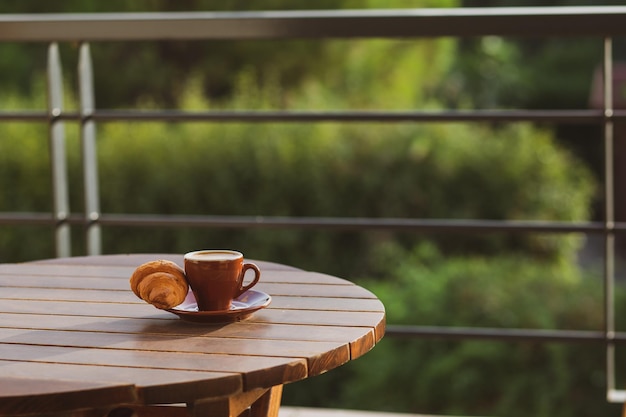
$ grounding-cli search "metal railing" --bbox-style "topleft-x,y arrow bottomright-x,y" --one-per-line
1,6 -> 625,403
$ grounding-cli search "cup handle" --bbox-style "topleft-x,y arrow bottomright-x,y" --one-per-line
236,263 -> 261,297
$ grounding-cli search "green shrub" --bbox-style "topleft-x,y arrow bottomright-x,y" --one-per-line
92,112 -> 594,275
0,80 -> 595,273
0,32 -> 595,270
283,243 -> 620,417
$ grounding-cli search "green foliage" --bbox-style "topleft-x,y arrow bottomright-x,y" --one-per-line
0,0 -> 455,108
458,0 -> 626,109
91,106 -> 593,275
443,35 -> 602,111
369,242 -> 600,329
283,244 -> 621,417
0,71 -> 595,271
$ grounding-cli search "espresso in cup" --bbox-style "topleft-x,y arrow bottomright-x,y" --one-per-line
183,250 -> 261,311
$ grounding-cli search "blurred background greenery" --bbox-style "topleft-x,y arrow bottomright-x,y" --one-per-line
1,0 -> 626,416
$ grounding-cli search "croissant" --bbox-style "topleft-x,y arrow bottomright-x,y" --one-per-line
130,260 -> 189,310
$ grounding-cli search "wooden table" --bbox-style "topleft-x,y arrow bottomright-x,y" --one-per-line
0,254 -> 385,417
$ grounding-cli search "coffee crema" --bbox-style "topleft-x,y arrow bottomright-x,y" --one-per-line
185,250 -> 242,262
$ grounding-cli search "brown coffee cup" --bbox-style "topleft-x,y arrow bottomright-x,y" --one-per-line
183,250 -> 261,311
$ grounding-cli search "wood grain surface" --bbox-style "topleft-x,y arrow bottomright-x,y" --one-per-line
0,254 -> 385,416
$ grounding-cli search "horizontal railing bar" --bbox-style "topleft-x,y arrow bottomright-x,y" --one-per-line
386,325 -> 626,344
0,111 -> 51,121
90,109 -> 615,123
3,213 -> 625,234
0,213 -> 626,234
86,213 -> 626,234
0,213 -> 58,225
1,7 -> 626,42
1,109 -> 624,123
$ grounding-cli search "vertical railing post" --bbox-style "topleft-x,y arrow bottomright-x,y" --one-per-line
46,42 -> 71,258
603,36 -> 617,400
78,42 -> 102,255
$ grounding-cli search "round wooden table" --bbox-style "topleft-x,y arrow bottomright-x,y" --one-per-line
0,254 -> 385,417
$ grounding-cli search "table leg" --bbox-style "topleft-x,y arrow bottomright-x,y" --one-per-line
249,385 -> 283,417
189,385 -> 283,417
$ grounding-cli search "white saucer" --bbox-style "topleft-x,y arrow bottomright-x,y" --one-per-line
167,289 -> 271,324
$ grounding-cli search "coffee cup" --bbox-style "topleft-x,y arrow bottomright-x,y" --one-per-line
183,250 -> 261,311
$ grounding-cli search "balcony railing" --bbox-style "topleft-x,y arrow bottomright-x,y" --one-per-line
1,5 -> 626,406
